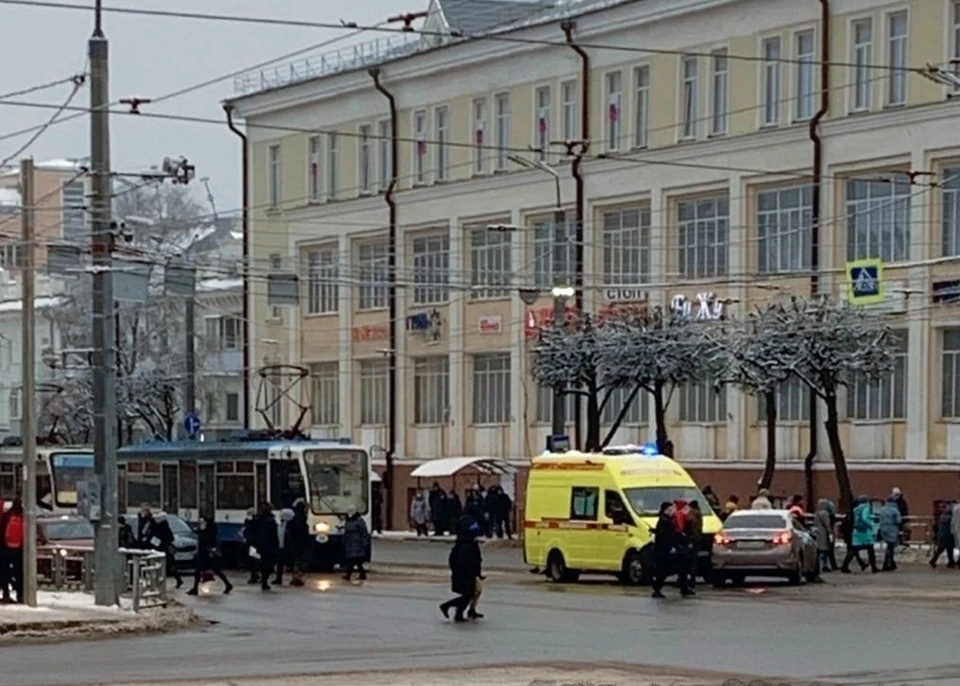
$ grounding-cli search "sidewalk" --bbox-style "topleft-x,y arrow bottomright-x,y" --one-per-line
0,591 -> 200,643
374,530 -> 521,547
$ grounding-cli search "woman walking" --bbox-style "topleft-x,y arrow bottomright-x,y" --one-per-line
342,510 -> 371,582
187,516 -> 233,596
439,518 -> 483,622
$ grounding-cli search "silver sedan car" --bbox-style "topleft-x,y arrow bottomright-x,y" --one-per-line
711,509 -> 819,586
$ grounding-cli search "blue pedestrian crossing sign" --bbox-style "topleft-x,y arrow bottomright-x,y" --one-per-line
845,259 -> 884,305
183,412 -> 202,437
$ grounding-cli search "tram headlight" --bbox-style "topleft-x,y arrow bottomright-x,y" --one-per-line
314,522 -> 330,534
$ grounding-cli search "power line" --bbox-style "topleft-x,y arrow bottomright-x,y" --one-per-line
0,74 -> 83,103
0,75 -> 85,168
0,0 -> 932,74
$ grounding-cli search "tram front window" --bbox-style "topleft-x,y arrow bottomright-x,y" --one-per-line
302,450 -> 368,516
268,459 -> 306,510
50,453 -> 95,508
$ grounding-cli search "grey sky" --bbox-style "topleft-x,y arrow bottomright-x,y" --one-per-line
0,0 -> 402,213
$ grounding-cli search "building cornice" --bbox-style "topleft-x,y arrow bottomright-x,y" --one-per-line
230,0 -> 740,119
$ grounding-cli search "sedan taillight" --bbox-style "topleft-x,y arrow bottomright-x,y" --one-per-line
714,532 -> 732,546
771,530 -> 793,546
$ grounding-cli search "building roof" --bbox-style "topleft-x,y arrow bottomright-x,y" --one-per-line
438,0 -> 557,35
229,0 -> 630,99
0,158 -> 87,178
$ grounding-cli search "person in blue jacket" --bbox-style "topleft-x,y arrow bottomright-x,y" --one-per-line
877,496 -> 902,571
841,495 -> 879,573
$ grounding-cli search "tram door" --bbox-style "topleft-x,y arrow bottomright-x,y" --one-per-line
268,459 -> 306,510
198,463 -> 215,518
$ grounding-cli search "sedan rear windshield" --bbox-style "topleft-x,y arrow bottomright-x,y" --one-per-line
724,514 -> 787,529
42,521 -> 94,540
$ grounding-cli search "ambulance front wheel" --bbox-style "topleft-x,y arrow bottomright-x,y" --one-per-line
546,550 -> 580,583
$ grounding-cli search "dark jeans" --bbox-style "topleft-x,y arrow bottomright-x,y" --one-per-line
2,548 -> 23,601
494,515 -> 512,540
414,523 -> 429,536
842,544 -> 878,571
192,555 -> 230,591
259,553 -> 276,588
164,550 -> 182,583
931,543 -> 956,566
883,541 -> 898,570
441,593 -> 471,617
342,559 -> 367,580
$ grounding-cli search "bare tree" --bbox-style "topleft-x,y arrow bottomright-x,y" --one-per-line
37,377 -> 94,444
763,296 -> 900,513
530,314 -> 640,451
715,306 -> 797,490
601,307 -> 724,457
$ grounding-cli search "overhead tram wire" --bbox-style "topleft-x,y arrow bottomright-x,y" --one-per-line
0,74 -> 84,102
0,76 -> 85,169
0,23 -> 384,144
0,0 -> 928,74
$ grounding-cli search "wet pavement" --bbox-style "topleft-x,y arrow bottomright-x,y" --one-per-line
372,537 -> 523,571
8,568 -> 960,686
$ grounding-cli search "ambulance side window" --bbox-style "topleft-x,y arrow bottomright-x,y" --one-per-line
605,491 -> 634,526
570,487 -> 599,521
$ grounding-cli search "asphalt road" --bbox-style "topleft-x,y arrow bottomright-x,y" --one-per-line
9,568 -> 960,686
372,537 -> 524,571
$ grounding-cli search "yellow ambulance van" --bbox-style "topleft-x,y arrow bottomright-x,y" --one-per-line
523,445 -> 723,584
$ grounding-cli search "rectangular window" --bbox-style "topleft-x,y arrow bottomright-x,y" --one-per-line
795,30 -> 816,120
943,329 -> 960,418
326,133 -> 338,199
495,93 -> 510,171
886,12 -> 907,106
472,97 -> 487,174
633,66 -> 650,148
359,359 -> 388,425
532,214 -> 575,288
311,362 -> 339,426
413,109 -> 427,183
535,383 -> 576,425
851,18 -> 873,112
378,119 -> 392,190
679,375 -> 727,423
846,174 -> 911,262
761,37 -> 781,126
472,353 -> 511,424
61,180 -> 87,241
570,486 -> 599,521
435,106 -> 450,181
225,393 -> 240,423
757,378 -> 810,422
8,388 -> 19,420
469,226 -> 511,299
535,85 -> 551,161
561,80 -> 578,143
178,462 -> 197,509
307,247 -> 338,314
358,124 -> 372,193
414,356 -> 450,425
757,185 -> 812,273
215,461 -> 256,510
307,136 -> 322,202
710,48 -> 729,135
412,234 -> 450,305
942,168 -> 960,256
268,144 -> 281,208
953,1 -> 960,88
600,386 -> 648,426
605,71 -> 622,152
680,56 -> 699,140
847,331 -> 907,420
678,196 -> 730,278
602,206 -> 651,285
358,241 -> 389,310
205,316 -> 241,351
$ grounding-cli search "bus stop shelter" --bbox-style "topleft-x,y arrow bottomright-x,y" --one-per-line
409,456 -> 516,491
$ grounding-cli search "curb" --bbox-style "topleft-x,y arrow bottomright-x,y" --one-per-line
0,617 -> 123,634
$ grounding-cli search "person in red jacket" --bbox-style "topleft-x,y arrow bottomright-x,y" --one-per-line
0,497 -> 24,603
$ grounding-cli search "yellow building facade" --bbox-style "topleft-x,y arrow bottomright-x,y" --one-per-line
229,0 -> 960,465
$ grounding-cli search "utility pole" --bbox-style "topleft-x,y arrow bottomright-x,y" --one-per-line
20,157 -> 37,608
184,297 -> 196,427
90,0 -> 120,606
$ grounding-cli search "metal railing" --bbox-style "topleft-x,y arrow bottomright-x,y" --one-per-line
37,546 -> 167,612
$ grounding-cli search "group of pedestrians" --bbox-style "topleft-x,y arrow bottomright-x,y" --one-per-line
415,483 -> 513,540
650,499 -> 704,598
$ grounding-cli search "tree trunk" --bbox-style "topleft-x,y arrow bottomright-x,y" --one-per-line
653,381 -> 672,457
601,383 -> 643,448
759,389 -> 777,490
584,379 -> 601,452
824,394 -> 854,514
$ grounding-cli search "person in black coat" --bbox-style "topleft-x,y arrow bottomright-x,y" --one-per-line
439,517 -> 483,622
444,489 -> 462,534
342,511 -> 371,581
149,512 -> 183,589
287,500 -> 311,587
253,503 -> 279,591
651,501 -> 690,598
187,515 -> 233,595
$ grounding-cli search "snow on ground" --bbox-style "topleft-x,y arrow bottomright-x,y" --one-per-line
30,591 -> 134,614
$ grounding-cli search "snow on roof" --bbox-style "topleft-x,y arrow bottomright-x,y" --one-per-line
0,296 -> 62,312
197,278 -> 242,293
